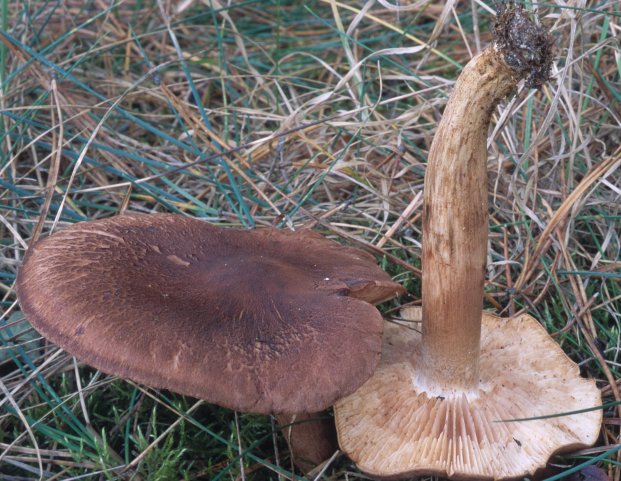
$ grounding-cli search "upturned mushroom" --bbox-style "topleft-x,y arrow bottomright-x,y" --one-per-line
17,213 -> 404,468
334,6 -> 602,479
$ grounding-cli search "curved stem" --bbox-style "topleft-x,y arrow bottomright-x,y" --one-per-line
420,48 -> 517,391
419,4 -> 554,391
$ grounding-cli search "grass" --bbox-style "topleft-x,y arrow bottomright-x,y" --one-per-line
0,0 -> 620,479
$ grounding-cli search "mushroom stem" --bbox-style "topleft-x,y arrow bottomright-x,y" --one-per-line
420,6 -> 553,391
420,48 -> 514,391
275,412 -> 338,474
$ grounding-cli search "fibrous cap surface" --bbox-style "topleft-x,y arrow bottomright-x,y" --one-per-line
17,214 -> 404,414
334,307 -> 602,480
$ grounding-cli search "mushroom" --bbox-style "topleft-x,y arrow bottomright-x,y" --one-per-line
275,412 -> 338,473
334,6 -> 602,479
16,213 -> 404,468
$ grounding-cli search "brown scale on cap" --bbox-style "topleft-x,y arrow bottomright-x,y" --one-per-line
17,213 -> 404,415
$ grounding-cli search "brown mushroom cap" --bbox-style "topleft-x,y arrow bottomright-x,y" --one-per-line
17,214 -> 404,414
334,307 -> 602,480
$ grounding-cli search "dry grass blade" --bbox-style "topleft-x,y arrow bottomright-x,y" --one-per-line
515,147 -> 621,294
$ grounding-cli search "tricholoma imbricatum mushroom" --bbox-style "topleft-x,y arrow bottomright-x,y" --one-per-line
334,5 -> 602,480
16,4 -> 603,479
17,214 -> 404,468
